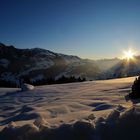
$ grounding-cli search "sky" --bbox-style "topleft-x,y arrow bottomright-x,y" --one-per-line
0,0 -> 140,59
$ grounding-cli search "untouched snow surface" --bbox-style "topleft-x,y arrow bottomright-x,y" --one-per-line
0,76 -> 139,140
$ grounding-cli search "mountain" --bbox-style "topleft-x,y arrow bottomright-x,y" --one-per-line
0,43 -> 101,86
107,56 -> 140,78
95,58 -> 120,71
97,55 -> 140,80
1,42 -> 140,87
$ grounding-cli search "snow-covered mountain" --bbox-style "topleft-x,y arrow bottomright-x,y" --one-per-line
0,43 -> 101,86
1,43 -> 140,86
103,56 -> 140,79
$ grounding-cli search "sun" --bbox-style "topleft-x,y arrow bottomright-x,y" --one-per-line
123,50 -> 134,61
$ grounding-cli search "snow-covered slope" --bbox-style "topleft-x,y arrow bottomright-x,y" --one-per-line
0,76 -> 138,140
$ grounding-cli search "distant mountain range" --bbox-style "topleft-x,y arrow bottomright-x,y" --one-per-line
105,57 -> 140,78
0,43 -> 139,86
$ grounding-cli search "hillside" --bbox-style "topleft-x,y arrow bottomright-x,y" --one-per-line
1,43 -> 140,87
0,43 -> 101,86
0,76 -> 138,140
104,57 -> 140,79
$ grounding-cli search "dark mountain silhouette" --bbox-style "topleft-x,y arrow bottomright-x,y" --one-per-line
1,42 -> 140,87
0,43 -> 101,86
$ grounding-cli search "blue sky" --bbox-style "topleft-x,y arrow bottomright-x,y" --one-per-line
0,0 -> 140,59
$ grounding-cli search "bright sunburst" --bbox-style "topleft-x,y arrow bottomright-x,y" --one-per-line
123,50 -> 134,61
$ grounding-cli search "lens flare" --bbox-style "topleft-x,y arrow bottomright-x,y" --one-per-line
123,50 -> 134,61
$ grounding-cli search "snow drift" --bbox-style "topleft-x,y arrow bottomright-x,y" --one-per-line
21,83 -> 34,91
0,105 -> 140,140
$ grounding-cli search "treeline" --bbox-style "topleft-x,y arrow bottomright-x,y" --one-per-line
25,75 -> 86,86
0,75 -> 86,87
0,79 -> 18,88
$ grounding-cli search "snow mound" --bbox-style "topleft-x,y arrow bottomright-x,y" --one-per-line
1,106 -> 140,140
21,83 -> 34,91
93,103 -> 115,111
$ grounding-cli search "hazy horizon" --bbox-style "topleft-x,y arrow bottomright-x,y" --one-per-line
1,0 -> 140,59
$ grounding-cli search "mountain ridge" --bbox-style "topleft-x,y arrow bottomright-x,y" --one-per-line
0,43 -> 140,87
0,43 -> 101,86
